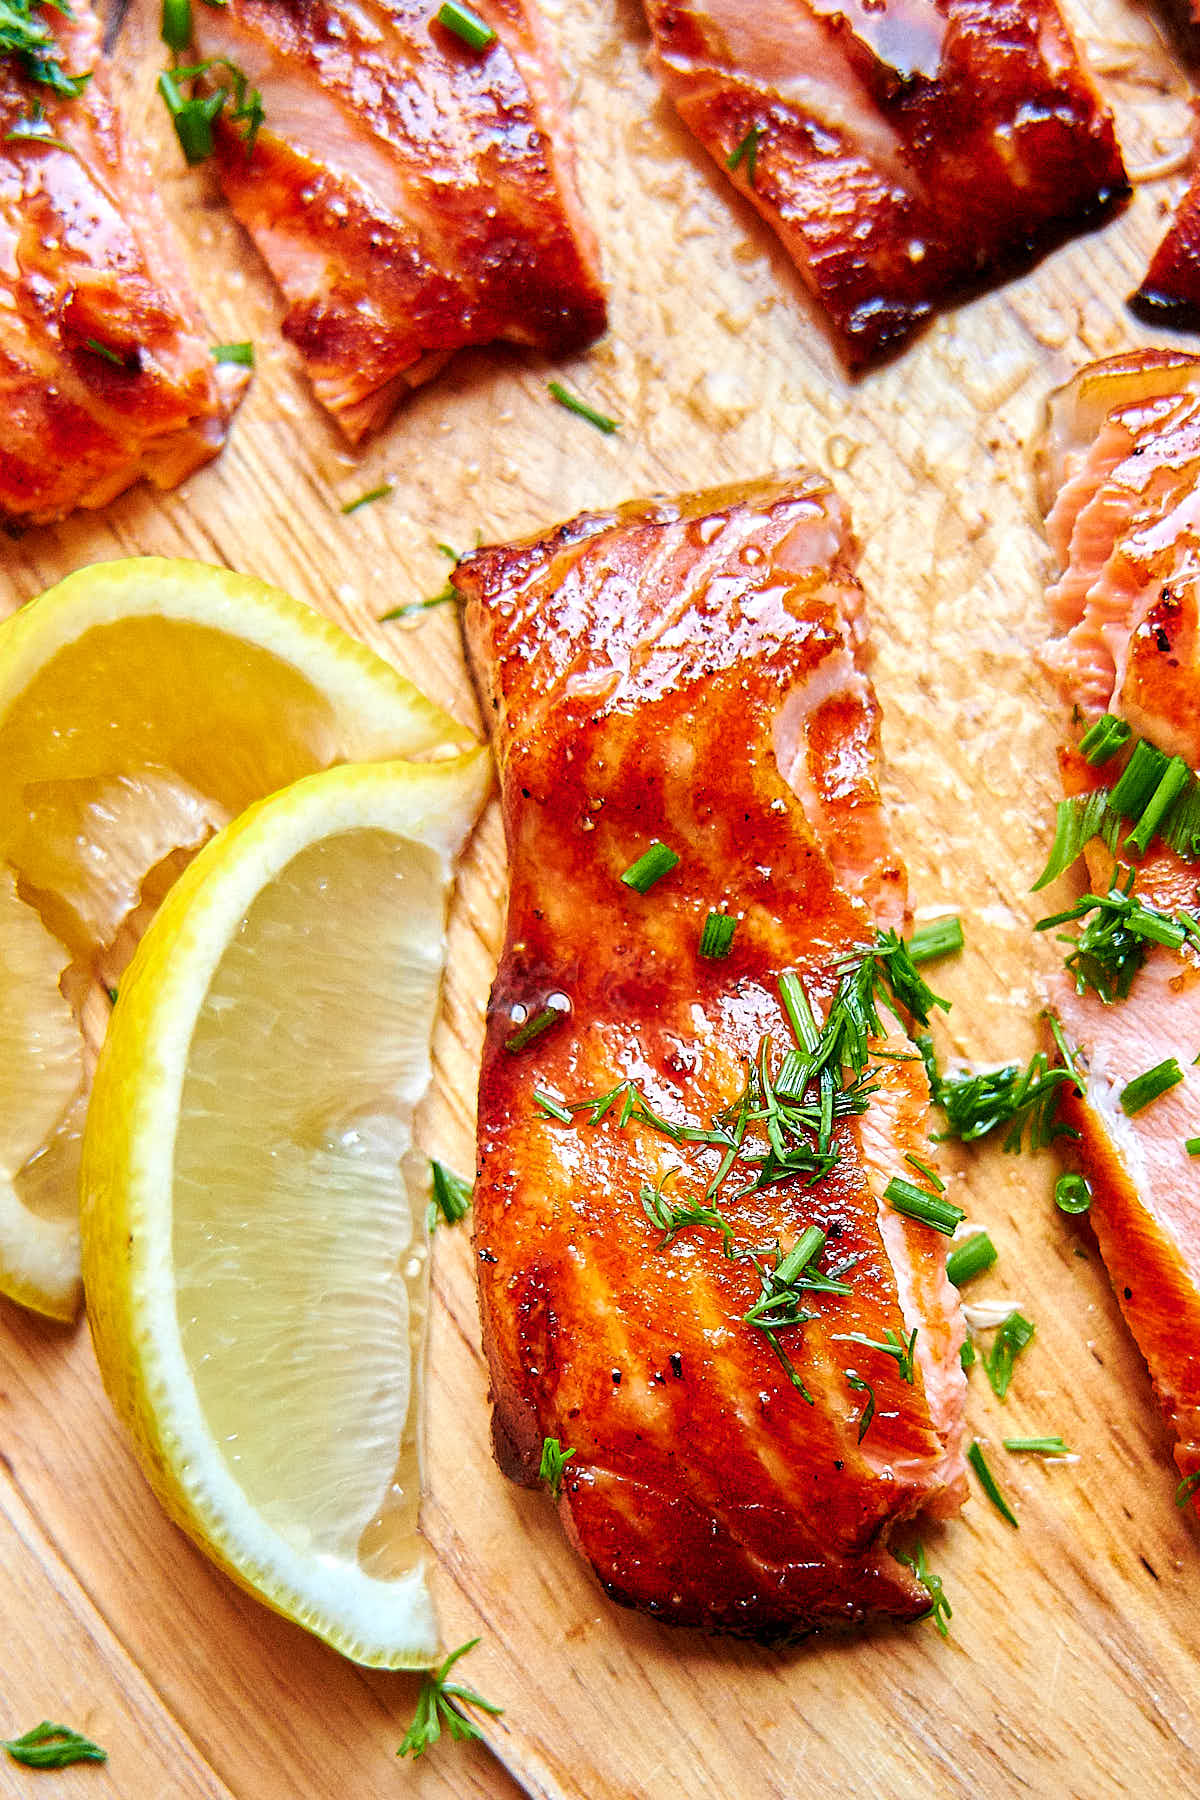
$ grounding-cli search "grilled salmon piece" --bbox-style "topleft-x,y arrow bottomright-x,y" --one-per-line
193,0 -> 606,443
641,0 -> 1128,366
1039,350 -> 1200,1507
457,472 -> 966,1638
1131,164 -> 1200,330
0,1 -> 246,527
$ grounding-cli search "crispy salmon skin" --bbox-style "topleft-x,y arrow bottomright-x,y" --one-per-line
194,0 -> 606,442
0,0 -> 246,526
1039,350 -> 1200,1507
642,0 -> 1127,365
457,473 -> 966,1638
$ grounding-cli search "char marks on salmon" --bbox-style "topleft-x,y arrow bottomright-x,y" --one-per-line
0,0 -> 246,526
1040,350 -> 1200,1507
457,471 -> 966,1638
641,0 -> 1128,366
193,0 -> 606,442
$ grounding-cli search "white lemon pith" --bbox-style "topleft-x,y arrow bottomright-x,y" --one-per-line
0,558 -> 469,1319
81,755 -> 489,1667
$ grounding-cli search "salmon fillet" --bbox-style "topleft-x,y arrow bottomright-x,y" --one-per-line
193,0 -> 606,443
457,471 -> 967,1638
0,1 -> 246,527
641,0 -> 1128,366
1131,160 -> 1200,329
1039,350 -> 1200,1507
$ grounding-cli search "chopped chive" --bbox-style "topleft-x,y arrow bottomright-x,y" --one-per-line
1109,738 -> 1169,818
341,482 -> 393,515
884,1176 -> 965,1236
1080,712 -> 1132,766
983,1310 -> 1035,1401
774,1226 -> 826,1288
774,1049 -> 808,1097
903,1151 -> 945,1191
1187,1137 -> 1200,1156
533,1090 -> 572,1123
83,337 -> 126,366
1175,1470 -> 1200,1507
960,1335 -> 976,1372
1125,755 -> 1192,857
907,917 -> 964,965
538,1434 -> 575,1500
699,910 -> 736,959
2,1723 -> 107,1770
1054,1172 -> 1092,1214
833,1326 -> 918,1384
161,0 -> 192,49
547,381 -> 619,434
845,1370 -> 875,1442
968,1440 -> 1018,1527
1032,789 -> 1113,891
726,123 -> 763,187
620,840 -> 679,894
435,0 -> 496,51
946,1230 -> 997,1287
777,970 -> 820,1052
211,340 -> 254,366
427,1160 -> 472,1230
1004,1436 -> 1072,1456
504,1006 -> 563,1053
1120,1057 -> 1184,1117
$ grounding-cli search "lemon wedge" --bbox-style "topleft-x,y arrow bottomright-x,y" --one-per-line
81,754 -> 490,1666
0,557 -> 469,1320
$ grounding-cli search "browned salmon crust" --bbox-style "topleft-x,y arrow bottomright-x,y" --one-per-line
642,0 -> 1128,366
457,472 -> 966,1639
0,1 -> 246,527
194,0 -> 606,442
1040,351 -> 1200,1509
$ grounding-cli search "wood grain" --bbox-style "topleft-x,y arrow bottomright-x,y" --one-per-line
3,0 -> 1200,1795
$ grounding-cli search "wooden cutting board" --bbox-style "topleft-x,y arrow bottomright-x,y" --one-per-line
4,1 -> 1200,1794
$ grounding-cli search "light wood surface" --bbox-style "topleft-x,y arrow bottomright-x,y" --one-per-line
4,0 -> 1200,1795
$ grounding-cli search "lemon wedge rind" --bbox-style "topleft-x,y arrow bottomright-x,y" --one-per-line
82,752 -> 490,1668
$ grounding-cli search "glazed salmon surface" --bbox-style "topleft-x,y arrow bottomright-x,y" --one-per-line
641,0 -> 1128,366
194,0 -> 606,442
1040,350 -> 1200,1504
457,472 -> 966,1637
0,1 -> 246,525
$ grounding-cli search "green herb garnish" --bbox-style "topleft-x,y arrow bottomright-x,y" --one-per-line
884,1175 -> 965,1236
1187,1138 -> 1200,1157
397,1640 -> 503,1759
894,1542 -> 951,1637
1054,1172 -> 1091,1215
620,840 -> 679,893
159,56 -> 263,163
4,99 -> 67,147
834,1325 -> 917,1384
547,381 -> 619,434
1034,730 -> 1200,888
726,123 -> 763,187
925,1037 -> 1078,1154
504,1005 -> 563,1053
945,1230 -> 996,1287
907,916 -> 964,964
982,1310 -> 1035,1401
1036,867 -> 1200,1003
699,909 -> 736,959
211,340 -> 254,366
968,1440 -> 1018,1527
2,1723 -> 107,1770
83,337 -> 128,366
161,0 -> 192,51
0,0 -> 90,98
1004,1435 -> 1072,1456
1175,1470 -> 1200,1508
845,1370 -> 875,1442
639,1168 -> 734,1250
538,1435 -> 575,1500
341,482 -> 393,515
435,0 -> 495,51
1120,1057 -> 1185,1116
428,1160 -> 472,1230
1079,712 -> 1132,765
